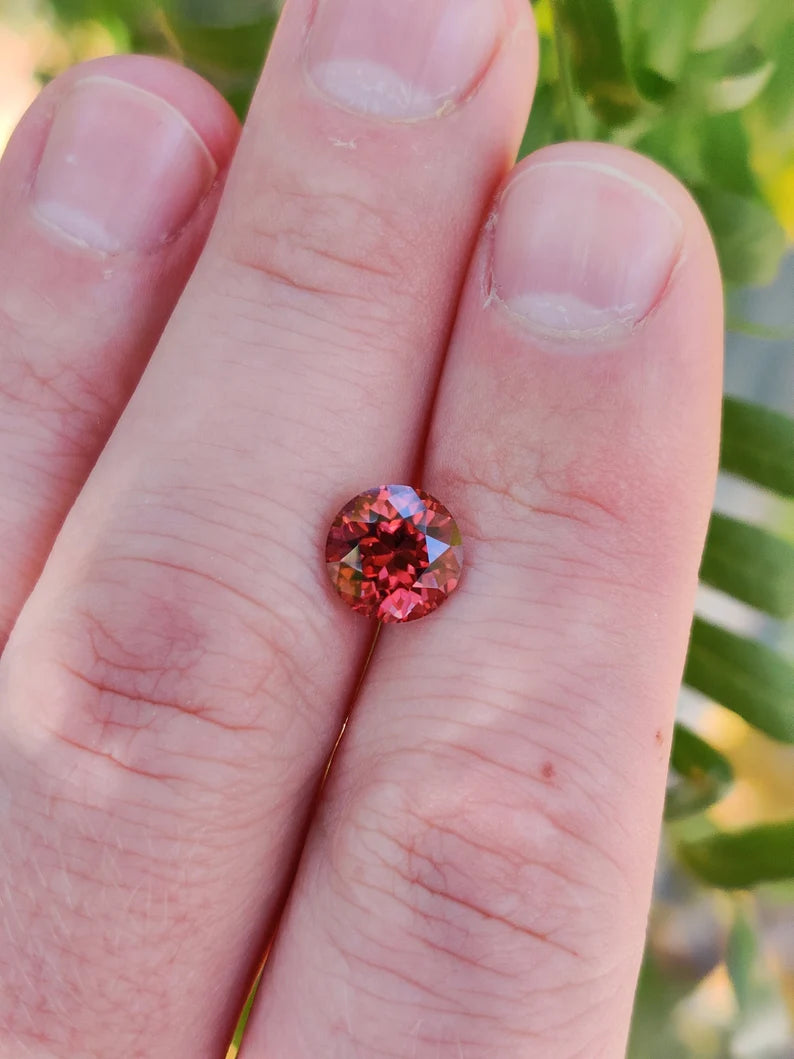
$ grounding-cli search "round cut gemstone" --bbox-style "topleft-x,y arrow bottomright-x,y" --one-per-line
325,485 -> 464,624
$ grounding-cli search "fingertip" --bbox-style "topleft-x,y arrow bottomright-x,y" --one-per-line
2,56 -> 241,225
0,56 -> 241,257
509,141 -> 721,289
42,54 -> 241,171
490,140 -> 723,346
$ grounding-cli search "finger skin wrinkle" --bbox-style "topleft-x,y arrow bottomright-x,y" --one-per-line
198,270 -> 411,363
401,738 -> 628,869
336,759 -> 631,929
430,362 -> 706,585
221,164 -> 418,311
129,466 -> 323,544
1,835 -> 189,1057
309,949 -> 536,1058
440,454 -> 633,556
300,760 -> 634,1053
365,618 -> 656,783
3,443 -> 351,810
47,709 -> 187,786
111,550 -> 281,622
366,826 -> 582,960
0,269 -> 84,351
0,350 -> 116,473
229,221 -> 394,299
6,560 -> 323,785
203,255 -> 432,403
162,275 -> 430,466
431,458 -> 676,613
0,267 -> 142,439
0,752 -> 258,1057
349,686 -> 630,842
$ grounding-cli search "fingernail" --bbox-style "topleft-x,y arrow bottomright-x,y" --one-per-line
306,0 -> 506,120
492,160 -> 684,338
32,76 -> 217,253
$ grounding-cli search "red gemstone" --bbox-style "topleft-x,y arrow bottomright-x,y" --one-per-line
325,485 -> 464,624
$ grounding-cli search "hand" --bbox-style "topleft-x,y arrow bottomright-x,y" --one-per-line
0,1 -> 723,1056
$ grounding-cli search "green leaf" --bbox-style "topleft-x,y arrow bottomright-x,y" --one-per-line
726,903 -> 758,1008
695,186 -> 787,286
755,22 -> 794,127
665,723 -> 734,820
162,0 -> 282,115
627,953 -> 693,1059
637,111 -> 763,203
166,0 -> 276,26
704,55 -> 776,114
635,116 -> 708,186
698,113 -> 760,196
631,67 -> 676,104
684,618 -> 794,742
550,0 -> 641,125
721,397 -> 794,498
701,514 -> 794,619
679,821 -> 794,887
44,0 -> 168,51
628,0 -> 707,87
693,0 -> 764,53
48,0 -> 153,20
725,899 -> 793,1051
519,83 -> 564,159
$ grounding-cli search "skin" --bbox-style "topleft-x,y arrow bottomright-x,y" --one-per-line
0,1 -> 723,1056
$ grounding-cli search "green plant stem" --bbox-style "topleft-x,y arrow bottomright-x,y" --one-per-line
550,1 -> 582,139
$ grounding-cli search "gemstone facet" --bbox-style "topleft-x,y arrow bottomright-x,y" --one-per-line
325,485 -> 464,624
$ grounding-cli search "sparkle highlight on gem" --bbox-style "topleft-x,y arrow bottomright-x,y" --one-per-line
325,485 -> 464,624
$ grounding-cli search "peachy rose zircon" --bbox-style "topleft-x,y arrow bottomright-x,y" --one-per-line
325,485 -> 464,624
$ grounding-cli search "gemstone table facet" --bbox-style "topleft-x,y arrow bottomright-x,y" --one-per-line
325,485 -> 464,624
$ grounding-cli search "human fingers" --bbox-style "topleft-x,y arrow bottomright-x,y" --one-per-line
240,143 -> 723,1058
0,54 -> 238,644
0,2 -> 536,1055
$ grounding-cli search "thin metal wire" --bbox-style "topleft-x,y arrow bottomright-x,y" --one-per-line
322,620 -> 382,786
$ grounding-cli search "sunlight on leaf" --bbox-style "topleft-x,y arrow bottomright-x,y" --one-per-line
693,0 -> 764,54
705,59 -> 775,115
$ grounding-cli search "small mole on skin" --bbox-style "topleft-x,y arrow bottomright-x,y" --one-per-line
541,761 -> 555,781
655,729 -> 664,747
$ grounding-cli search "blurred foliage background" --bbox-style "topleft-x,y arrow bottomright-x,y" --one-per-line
0,0 -> 793,1056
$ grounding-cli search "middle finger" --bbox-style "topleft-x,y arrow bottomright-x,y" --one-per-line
0,0 -> 536,1054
